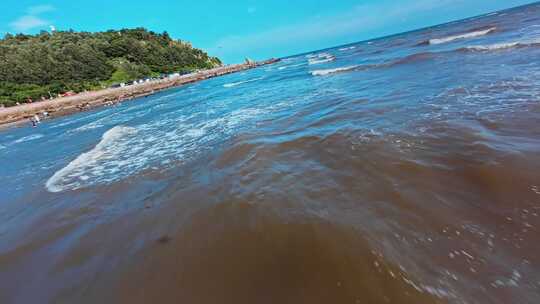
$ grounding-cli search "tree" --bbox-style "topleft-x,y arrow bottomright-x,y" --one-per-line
0,28 -> 222,106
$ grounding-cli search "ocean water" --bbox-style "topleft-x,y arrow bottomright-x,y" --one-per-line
1,4 -> 540,304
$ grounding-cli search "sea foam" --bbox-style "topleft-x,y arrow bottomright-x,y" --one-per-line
429,27 -> 496,45
278,63 -> 306,70
308,57 -> 336,65
223,77 -> 263,88
465,38 -> 540,51
13,134 -> 44,144
45,103 -> 279,192
311,66 -> 359,76
308,53 -> 336,65
46,126 -> 138,192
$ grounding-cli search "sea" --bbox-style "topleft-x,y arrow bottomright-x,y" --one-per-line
1,3 -> 540,304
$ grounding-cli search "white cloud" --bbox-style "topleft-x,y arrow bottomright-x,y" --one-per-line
9,4 -> 55,33
10,15 -> 49,32
28,4 -> 55,15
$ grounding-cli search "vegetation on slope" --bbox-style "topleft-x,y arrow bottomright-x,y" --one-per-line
0,28 -> 221,106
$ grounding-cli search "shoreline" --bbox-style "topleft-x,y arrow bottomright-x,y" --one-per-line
0,59 -> 279,130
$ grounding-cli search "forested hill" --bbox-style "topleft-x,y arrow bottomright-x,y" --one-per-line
0,28 -> 222,106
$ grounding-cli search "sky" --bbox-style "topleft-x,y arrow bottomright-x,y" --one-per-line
1,0 -> 537,63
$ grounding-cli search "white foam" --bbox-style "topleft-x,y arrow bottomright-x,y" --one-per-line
45,101 -> 282,192
429,27 -> 496,45
311,65 -> 359,76
308,57 -> 336,65
73,121 -> 104,132
46,126 -> 138,192
466,38 -> 540,51
52,110 -> 108,129
13,134 -> 44,144
71,107 -> 152,133
491,270 -> 522,288
308,53 -> 336,65
278,63 -> 306,70
420,285 -> 456,299
185,128 -> 205,138
339,46 -> 357,51
467,42 -> 519,51
71,112 -> 124,132
223,77 -> 263,88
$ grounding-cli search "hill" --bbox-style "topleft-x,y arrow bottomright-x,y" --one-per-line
0,28 -> 222,107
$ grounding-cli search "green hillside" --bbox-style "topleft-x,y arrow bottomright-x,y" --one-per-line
0,28 -> 222,107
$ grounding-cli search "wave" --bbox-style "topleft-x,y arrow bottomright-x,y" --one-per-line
311,65 -> 360,76
12,134 -> 44,144
339,46 -> 357,51
223,77 -> 264,88
305,52 -> 332,59
308,57 -> 335,65
307,38 -> 540,78
72,121 -> 105,132
311,52 -> 436,77
425,27 -> 496,45
308,53 -> 336,65
46,126 -> 138,192
391,52 -> 437,65
45,103 -> 281,192
51,110 -> 109,129
464,38 -> 540,51
278,63 -> 307,70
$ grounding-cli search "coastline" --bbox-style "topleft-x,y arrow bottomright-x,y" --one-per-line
0,59 -> 279,130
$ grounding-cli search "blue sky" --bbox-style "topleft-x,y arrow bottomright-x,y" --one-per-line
1,0 -> 537,63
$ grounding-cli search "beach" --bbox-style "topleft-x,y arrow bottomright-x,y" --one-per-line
0,59 -> 279,129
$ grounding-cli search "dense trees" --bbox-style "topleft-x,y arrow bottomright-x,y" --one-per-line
0,28 -> 222,106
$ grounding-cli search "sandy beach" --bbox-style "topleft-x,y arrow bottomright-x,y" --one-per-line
0,59 -> 279,130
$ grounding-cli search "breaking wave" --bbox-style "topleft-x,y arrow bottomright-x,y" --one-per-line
308,53 -> 336,65
46,126 -> 138,192
223,77 -> 264,88
311,52 -> 436,76
425,27 -> 496,45
44,102 -> 288,193
311,66 -> 360,76
278,63 -> 306,70
464,38 -> 540,51
339,46 -> 357,51
12,133 -> 44,144
308,57 -> 336,65
309,41 -> 536,77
